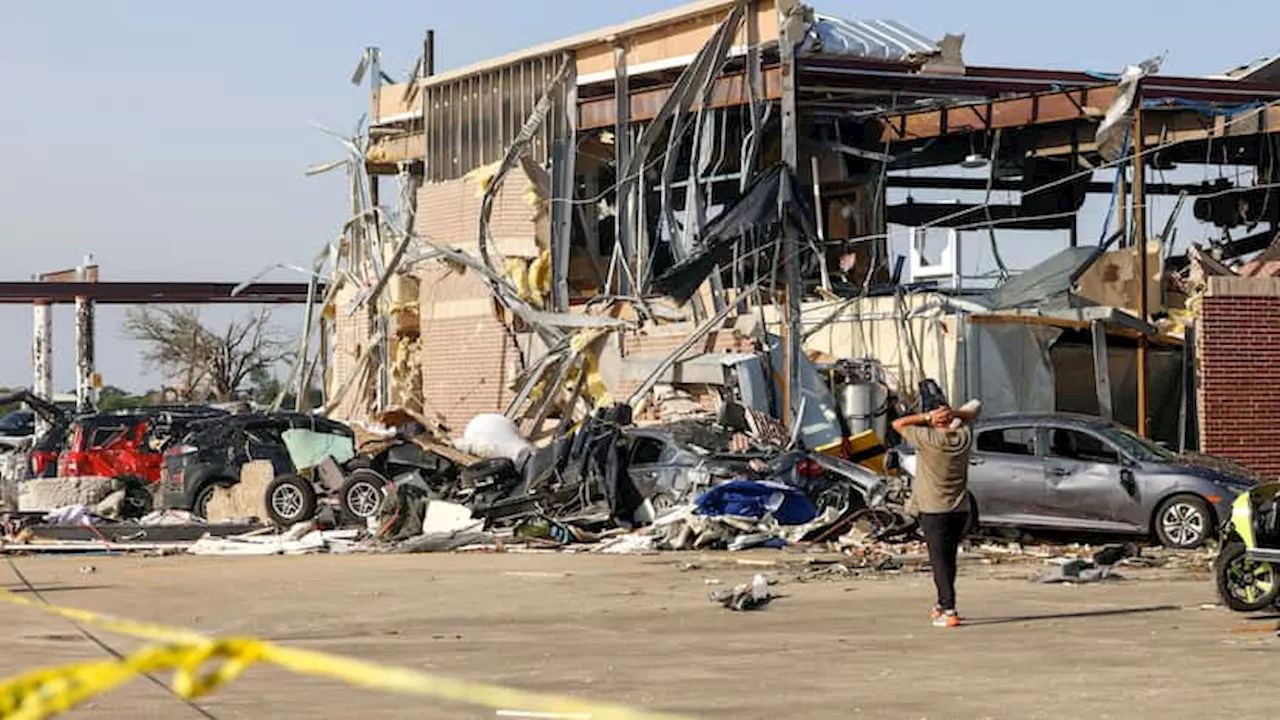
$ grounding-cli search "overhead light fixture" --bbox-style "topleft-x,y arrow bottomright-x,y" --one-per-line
960,153 -> 990,169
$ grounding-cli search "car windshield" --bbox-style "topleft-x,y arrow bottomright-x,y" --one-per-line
0,412 -> 31,433
1093,423 -> 1177,462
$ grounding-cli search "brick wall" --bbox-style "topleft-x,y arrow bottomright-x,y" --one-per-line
418,261 -> 522,434
414,171 -> 543,433
415,164 -> 544,255
615,325 -> 754,399
327,283 -> 375,422
1199,291 -> 1280,478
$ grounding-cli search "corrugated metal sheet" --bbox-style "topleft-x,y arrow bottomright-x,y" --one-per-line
804,17 -> 938,61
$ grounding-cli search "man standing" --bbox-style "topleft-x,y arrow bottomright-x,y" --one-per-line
892,401 -> 978,628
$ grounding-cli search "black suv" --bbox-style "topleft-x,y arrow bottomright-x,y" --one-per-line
158,412 -> 355,523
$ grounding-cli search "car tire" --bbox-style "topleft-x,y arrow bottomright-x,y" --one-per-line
1215,540 -> 1279,612
963,491 -> 981,538
192,483 -> 217,520
1154,494 -> 1213,549
339,469 -> 387,523
265,474 -> 318,527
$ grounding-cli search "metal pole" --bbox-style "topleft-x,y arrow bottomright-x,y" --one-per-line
810,155 -> 832,291
778,0 -> 803,431
613,45 -> 633,296
1133,89 -> 1150,438
425,30 -> 435,77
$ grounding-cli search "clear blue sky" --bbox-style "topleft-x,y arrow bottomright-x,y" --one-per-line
0,0 -> 1275,393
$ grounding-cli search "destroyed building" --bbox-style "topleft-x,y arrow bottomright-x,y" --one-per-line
296,0 -> 1280,475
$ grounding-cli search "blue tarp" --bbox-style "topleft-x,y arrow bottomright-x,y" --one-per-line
694,480 -> 818,526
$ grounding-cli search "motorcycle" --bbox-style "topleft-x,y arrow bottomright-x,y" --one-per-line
1214,481 -> 1280,611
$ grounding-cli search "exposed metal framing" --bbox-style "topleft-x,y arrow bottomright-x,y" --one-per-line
1090,320 -> 1113,422
423,54 -> 567,182
1133,87 -> 1150,438
614,44 -> 634,295
550,60 -> 578,311
778,0 -> 803,430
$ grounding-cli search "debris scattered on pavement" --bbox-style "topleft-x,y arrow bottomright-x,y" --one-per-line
710,574 -> 774,611
1037,558 -> 1125,584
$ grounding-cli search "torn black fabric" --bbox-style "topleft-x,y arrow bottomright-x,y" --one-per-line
654,164 -> 819,304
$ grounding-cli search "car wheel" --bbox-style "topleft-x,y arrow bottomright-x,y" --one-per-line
1215,540 -> 1279,612
1155,494 -> 1213,549
265,474 -> 318,527
193,484 -> 218,520
963,491 -> 981,538
339,470 -> 387,522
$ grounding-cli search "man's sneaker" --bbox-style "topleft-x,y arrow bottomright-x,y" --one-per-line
932,610 -> 961,628
930,605 -> 943,620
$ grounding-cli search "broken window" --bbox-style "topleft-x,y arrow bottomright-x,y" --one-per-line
629,437 -> 666,465
1048,429 -> 1119,465
976,427 -> 1036,456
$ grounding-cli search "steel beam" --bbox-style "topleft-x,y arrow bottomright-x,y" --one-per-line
779,0 -> 803,432
1134,92 -> 1150,439
579,64 -> 782,131
872,86 -> 1280,145
884,176 -> 1204,195
0,282 -> 321,305
1091,320 -> 1113,422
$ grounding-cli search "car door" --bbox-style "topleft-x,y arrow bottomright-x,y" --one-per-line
969,425 -> 1048,525
1042,426 -> 1142,531
627,434 -> 682,498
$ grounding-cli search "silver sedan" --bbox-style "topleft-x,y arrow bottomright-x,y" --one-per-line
897,413 -> 1256,549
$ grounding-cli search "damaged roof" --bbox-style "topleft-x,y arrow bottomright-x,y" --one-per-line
977,247 -> 1103,311
803,17 -> 938,61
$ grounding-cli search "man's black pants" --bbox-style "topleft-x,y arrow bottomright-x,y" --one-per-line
919,511 -> 969,611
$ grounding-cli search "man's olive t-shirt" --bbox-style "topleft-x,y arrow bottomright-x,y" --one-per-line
902,425 -> 973,514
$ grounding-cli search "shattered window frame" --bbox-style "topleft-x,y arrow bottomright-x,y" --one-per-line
1047,428 -> 1121,465
976,427 -> 1038,457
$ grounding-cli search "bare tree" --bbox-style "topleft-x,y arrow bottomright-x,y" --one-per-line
123,307 -> 293,402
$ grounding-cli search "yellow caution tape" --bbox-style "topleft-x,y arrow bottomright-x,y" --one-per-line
0,588 -> 692,720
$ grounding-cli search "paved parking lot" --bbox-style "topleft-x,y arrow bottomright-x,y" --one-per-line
0,551 -> 1275,719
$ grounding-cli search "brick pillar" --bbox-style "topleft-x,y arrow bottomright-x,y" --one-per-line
1199,279 -> 1280,478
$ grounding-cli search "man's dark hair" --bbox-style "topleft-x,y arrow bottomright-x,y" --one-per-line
918,379 -> 950,412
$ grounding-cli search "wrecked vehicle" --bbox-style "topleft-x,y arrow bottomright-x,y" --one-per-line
57,406 -> 228,484
444,401 -> 891,554
897,413 -> 1255,549
1214,482 -> 1280,611
0,409 -> 35,451
627,419 -> 882,515
159,413 -> 357,524
0,390 -> 75,479
344,436 -> 477,519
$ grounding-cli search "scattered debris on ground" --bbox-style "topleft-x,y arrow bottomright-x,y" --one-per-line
710,574 -> 775,611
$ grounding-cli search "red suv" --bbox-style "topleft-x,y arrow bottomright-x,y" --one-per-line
54,409 -> 226,483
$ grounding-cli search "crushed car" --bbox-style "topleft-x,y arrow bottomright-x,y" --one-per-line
56,406 -> 228,483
